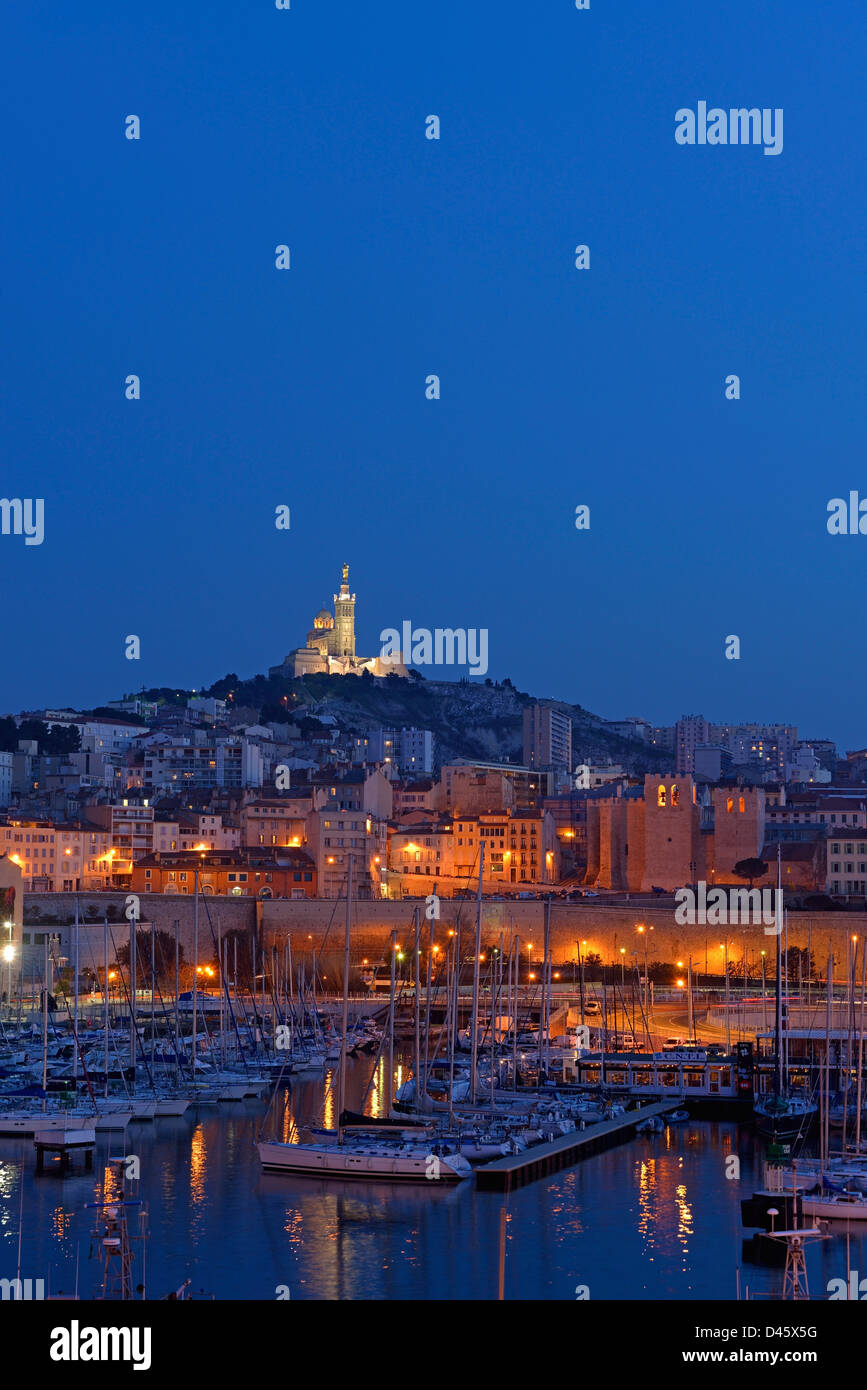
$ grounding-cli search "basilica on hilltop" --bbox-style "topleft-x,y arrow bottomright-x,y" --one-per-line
269,564 -> 408,679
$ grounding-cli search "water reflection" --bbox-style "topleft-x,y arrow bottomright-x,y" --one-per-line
3,1074 -> 867,1299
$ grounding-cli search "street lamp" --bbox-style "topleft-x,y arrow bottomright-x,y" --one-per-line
637,924 -> 651,1017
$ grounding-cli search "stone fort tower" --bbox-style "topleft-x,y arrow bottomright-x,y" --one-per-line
711,786 -> 766,883
640,774 -> 707,891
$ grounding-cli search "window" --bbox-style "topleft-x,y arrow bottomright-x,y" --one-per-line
658,786 -> 667,808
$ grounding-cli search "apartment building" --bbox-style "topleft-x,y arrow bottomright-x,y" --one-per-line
241,794 -> 320,848
522,704 -> 572,774
389,825 -> 454,883
827,833 -> 867,898
0,820 -> 112,890
306,809 -> 388,899
453,809 -> 558,886
0,752 -> 11,808
353,728 -> 437,777
84,802 -> 155,879
131,847 -> 316,899
143,734 -> 265,793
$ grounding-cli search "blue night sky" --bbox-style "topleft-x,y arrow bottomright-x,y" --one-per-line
2,2 -> 865,746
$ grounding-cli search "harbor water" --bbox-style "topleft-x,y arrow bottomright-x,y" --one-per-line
1,1057 -> 863,1301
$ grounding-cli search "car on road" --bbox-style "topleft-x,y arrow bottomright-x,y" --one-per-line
582,1000 -> 601,1016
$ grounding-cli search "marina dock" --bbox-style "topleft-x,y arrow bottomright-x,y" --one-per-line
34,1127 -> 96,1174
475,1101 -> 672,1192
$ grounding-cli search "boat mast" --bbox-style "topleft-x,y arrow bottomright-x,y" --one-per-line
192,869 -> 199,1084
423,912 -> 434,1103
783,905 -> 790,1087
541,896 -> 551,1077
73,896 -> 80,1083
104,914 -> 110,1098
337,855 -> 353,1143
387,928 -> 396,1115
857,940 -> 866,1151
823,950 -> 833,1166
150,919 -> 156,1081
512,930 -> 519,1092
470,843 -> 484,1105
174,918 -> 180,1089
447,932 -> 456,1124
42,935 -> 49,1113
413,907 -> 421,1108
129,903 -> 137,1090
774,848 -> 783,1100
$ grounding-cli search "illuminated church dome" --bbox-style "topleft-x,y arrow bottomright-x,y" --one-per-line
269,563 -> 409,681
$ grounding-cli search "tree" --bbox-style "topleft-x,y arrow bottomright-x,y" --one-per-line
115,930 -> 186,985
260,702 -> 288,723
0,716 -> 17,752
17,719 -> 81,755
17,717 -> 48,746
44,723 -> 81,755
783,946 -> 815,983
733,857 -> 768,889
205,929 -> 256,991
87,706 -> 147,726
299,716 -> 326,737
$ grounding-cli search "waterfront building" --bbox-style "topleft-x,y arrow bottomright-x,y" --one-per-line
131,846 -> 316,898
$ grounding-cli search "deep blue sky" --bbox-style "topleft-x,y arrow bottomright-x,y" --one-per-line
2,2 -> 864,747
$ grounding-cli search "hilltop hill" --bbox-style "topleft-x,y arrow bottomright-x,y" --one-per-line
167,669 -> 672,773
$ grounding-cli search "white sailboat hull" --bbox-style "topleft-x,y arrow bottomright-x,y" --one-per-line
257,1140 -> 472,1182
801,1192 -> 867,1220
153,1097 -> 190,1116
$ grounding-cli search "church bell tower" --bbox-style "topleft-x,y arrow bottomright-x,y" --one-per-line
331,562 -> 356,660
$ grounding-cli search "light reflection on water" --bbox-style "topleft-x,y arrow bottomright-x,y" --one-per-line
0,1061 -> 865,1300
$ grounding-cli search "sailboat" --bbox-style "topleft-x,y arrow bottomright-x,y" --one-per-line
257,858 -> 471,1184
753,851 -> 817,1140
